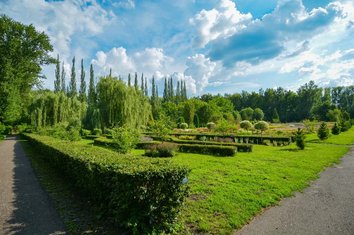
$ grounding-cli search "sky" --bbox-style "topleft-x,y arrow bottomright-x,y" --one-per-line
1,0 -> 354,95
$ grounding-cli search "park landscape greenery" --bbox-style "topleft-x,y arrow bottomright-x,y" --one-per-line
1,15 -> 354,234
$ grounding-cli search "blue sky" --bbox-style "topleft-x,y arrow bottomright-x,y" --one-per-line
1,0 -> 353,95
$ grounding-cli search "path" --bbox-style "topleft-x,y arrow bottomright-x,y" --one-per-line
0,136 -> 66,235
235,147 -> 354,235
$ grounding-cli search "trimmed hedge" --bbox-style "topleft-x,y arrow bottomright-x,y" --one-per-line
94,137 -> 161,150
170,139 -> 253,152
178,144 -> 236,157
83,134 -> 101,140
23,134 -> 189,234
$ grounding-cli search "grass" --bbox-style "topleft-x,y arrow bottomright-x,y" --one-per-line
22,127 -> 354,235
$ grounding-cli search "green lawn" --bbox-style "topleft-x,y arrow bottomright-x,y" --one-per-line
132,127 -> 354,234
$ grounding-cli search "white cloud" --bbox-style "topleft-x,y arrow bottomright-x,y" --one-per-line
112,0 -> 135,9
189,0 -> 252,47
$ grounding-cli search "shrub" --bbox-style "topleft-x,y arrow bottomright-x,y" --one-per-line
92,128 -> 102,136
178,144 -> 236,157
67,128 -> 81,141
317,122 -> 329,140
254,121 -> 269,134
145,142 -> 177,158
240,120 -> 253,131
253,108 -> 264,121
24,133 -> 189,234
112,126 -> 140,153
331,122 -> 341,135
295,128 -> 305,150
207,122 -> 216,130
179,123 -> 188,129
80,129 -> 91,137
4,125 -> 12,135
103,128 -> 113,135
0,122 -> 6,134
240,107 -> 254,120
341,120 -> 352,132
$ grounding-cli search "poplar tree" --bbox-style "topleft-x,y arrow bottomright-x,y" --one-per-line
163,77 -> 168,101
69,57 -> 77,97
79,59 -> 87,102
54,54 -> 61,92
128,73 -> 131,86
169,77 -> 174,101
141,73 -> 144,92
88,64 -> 96,106
144,78 -> 148,96
134,72 -> 138,90
61,62 -> 66,93
109,68 -> 112,77
176,81 -> 180,102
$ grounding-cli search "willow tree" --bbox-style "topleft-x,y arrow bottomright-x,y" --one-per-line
96,76 -> 151,129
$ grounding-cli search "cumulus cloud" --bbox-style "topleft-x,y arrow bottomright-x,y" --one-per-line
0,0 -> 115,60
189,0 -> 252,47
112,0 -> 135,9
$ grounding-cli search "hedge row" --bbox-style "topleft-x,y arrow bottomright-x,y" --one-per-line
93,137 -> 161,150
23,134 -> 189,234
170,139 -> 253,152
178,144 -> 236,157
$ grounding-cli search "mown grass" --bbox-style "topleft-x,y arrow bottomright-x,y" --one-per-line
133,127 -> 354,234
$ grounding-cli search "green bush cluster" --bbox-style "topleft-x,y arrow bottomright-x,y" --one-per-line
23,133 -> 189,234
317,122 -> 329,140
295,128 -> 305,150
179,122 -> 188,129
111,126 -> 140,153
178,144 -> 236,157
145,142 -> 178,158
331,122 -> 341,135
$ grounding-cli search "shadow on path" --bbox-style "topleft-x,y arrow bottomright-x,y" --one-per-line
0,136 -> 66,235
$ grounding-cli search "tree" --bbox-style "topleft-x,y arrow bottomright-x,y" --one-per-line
88,64 -> 96,106
240,107 -> 254,120
272,108 -> 280,123
112,126 -> 140,153
317,122 -> 329,140
79,59 -> 87,102
331,122 -> 341,135
0,15 -> 54,124
134,72 -> 138,91
61,62 -> 66,93
240,120 -> 253,131
254,121 -> 269,134
128,73 -> 131,87
295,128 -> 305,150
54,54 -> 61,92
69,57 -> 77,97
141,73 -> 144,92
253,108 -> 264,121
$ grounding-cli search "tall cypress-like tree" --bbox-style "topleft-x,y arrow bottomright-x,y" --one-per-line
141,73 -> 144,92
61,62 -> 66,93
152,76 -> 156,100
128,73 -> 131,86
169,77 -> 174,101
69,57 -> 77,97
134,72 -> 138,90
88,64 -> 96,106
144,78 -> 148,96
109,68 -> 112,77
79,59 -> 87,102
54,54 -> 61,92
163,77 -> 168,101
176,80 -> 180,102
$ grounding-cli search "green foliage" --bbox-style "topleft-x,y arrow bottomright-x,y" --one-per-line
326,109 -> 342,122
178,144 -> 236,157
149,119 -> 171,140
317,122 -> 329,140
240,107 -> 254,121
24,133 -> 189,234
253,108 -> 264,121
207,122 -> 216,130
295,128 -> 305,150
215,120 -> 235,134
303,119 -> 317,133
240,120 -> 253,131
80,129 -> 91,137
0,16 -> 54,124
254,121 -> 269,133
179,123 -> 188,129
111,126 -> 140,153
92,128 -> 102,136
341,120 -> 352,132
331,122 -> 341,135
0,122 -> 5,134
145,142 -> 177,158
272,108 -> 280,123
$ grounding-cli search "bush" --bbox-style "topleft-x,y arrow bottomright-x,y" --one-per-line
178,144 -> 236,157
331,122 -> 341,135
92,128 -> 102,136
295,128 -> 305,150
341,121 -> 352,132
240,120 -> 253,131
145,142 -> 177,158
67,128 -> 81,141
0,122 -> 6,134
16,123 -> 33,133
179,123 -> 188,129
80,129 -> 91,137
317,122 -> 329,140
4,125 -> 12,135
206,122 -> 216,130
253,108 -> 264,121
240,107 -> 254,121
254,121 -> 269,133
23,133 -> 189,234
112,126 -> 140,153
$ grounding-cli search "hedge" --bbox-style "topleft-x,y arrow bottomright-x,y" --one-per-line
83,134 -> 101,140
178,144 -> 236,157
170,139 -> 253,152
23,134 -> 189,234
94,137 -> 161,150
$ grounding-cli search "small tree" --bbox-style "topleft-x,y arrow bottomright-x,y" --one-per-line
240,107 -> 254,120
179,123 -> 188,129
207,122 -> 216,130
295,128 -> 305,150
112,126 -> 140,153
331,122 -> 341,135
240,120 -> 253,131
254,121 -> 269,134
317,122 -> 329,140
253,108 -> 264,121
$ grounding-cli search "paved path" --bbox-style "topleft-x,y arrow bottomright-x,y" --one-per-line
0,136 -> 66,235
235,147 -> 354,235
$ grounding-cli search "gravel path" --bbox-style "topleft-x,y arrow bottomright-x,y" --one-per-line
0,136 -> 66,235
235,147 -> 354,235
